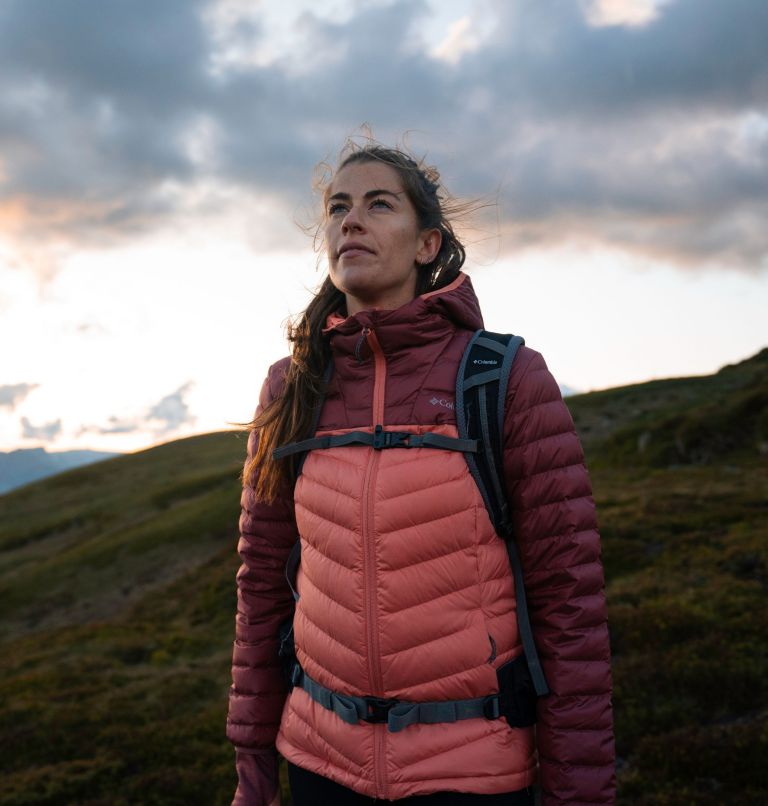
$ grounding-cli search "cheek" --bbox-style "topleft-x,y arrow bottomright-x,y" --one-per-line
394,226 -> 420,263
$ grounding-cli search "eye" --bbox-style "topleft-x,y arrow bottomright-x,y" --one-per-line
370,198 -> 392,210
327,202 -> 348,216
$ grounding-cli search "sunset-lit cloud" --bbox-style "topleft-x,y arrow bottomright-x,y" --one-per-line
1,0 -> 766,275
1,0 -> 766,453
147,383 -> 197,434
75,382 -> 196,439
21,416 -> 61,441
0,383 -> 39,409
581,0 -> 671,28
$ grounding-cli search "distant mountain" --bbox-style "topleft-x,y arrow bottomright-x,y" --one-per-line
559,383 -> 581,398
0,446 -> 121,494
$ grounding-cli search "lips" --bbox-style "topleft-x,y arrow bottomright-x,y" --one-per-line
338,242 -> 374,258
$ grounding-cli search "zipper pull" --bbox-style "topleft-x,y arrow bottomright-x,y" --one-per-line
355,326 -> 371,363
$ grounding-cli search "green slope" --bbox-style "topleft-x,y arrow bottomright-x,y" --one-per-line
0,431 -> 249,804
567,347 -> 768,468
0,350 -> 766,804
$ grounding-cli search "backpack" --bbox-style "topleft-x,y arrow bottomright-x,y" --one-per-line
273,329 -> 549,733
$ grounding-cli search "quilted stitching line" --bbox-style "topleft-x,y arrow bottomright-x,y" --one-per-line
298,564 -> 361,620
506,422 -> 579,452
294,502 -> 360,544
298,646 -> 367,693
300,539 -> 358,576
385,579 -> 480,617
285,699 -> 367,773
295,605 -> 366,660
379,622 -> 478,659
298,470 -> 364,503
377,475 -> 471,508
512,491 -> 594,515
382,544 -> 469,574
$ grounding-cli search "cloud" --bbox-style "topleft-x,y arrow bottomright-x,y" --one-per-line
581,0 -> 670,28
76,381 -> 197,438
0,0 -> 212,254
21,415 -> 61,441
146,382 -> 197,434
0,382 -> 38,409
92,416 -> 140,435
1,0 -> 766,272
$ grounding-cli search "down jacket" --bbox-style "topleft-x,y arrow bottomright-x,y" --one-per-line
227,272 -> 616,804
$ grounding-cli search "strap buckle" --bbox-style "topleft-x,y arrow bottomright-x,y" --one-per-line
372,425 -> 410,450
361,696 -> 399,723
482,695 -> 501,720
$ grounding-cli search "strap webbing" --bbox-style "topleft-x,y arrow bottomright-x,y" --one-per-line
457,330 -> 549,698
291,663 -> 499,733
285,539 -> 301,603
505,537 -> 548,696
474,336 -> 508,354
274,428 -> 477,460
387,694 -> 499,732
463,368 -> 502,391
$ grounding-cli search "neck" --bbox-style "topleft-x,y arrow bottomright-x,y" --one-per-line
344,288 -> 418,316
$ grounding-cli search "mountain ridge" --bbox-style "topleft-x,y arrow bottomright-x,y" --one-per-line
0,446 -> 122,495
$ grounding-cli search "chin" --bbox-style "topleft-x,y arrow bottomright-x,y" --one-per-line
332,266 -> 380,294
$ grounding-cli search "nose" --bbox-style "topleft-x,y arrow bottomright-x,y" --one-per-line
341,204 -> 363,233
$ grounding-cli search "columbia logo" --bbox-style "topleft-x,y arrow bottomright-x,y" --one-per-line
429,397 -> 454,410
473,359 -> 498,365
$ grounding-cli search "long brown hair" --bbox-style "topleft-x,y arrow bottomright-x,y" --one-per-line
243,142 -> 469,502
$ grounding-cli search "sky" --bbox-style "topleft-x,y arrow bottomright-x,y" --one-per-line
1,0 -> 766,454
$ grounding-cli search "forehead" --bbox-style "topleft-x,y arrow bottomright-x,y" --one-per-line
327,160 -> 405,197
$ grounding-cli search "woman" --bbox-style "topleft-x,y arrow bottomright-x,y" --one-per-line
227,144 -> 616,805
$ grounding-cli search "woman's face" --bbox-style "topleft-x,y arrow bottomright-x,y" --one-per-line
325,161 -> 440,316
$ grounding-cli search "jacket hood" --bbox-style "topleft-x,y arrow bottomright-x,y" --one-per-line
324,272 -> 484,358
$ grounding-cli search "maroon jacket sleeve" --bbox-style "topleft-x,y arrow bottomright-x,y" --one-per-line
227,358 -> 298,804
502,347 -> 616,805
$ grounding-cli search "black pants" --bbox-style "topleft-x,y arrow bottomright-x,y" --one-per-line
287,761 -> 535,805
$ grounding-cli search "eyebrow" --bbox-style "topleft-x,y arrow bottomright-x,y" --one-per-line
327,188 -> 403,203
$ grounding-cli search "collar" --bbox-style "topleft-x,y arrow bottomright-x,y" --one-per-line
323,272 -> 484,359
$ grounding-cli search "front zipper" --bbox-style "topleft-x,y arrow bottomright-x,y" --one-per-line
354,327 -> 368,363
360,325 -> 389,800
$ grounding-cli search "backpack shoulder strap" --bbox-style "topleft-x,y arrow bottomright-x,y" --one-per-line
456,329 -> 549,697
456,330 -> 523,534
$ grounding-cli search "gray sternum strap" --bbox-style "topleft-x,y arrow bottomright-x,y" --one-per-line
291,663 -> 499,734
273,426 -> 477,460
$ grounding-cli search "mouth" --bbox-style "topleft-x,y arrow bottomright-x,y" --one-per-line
338,242 -> 374,258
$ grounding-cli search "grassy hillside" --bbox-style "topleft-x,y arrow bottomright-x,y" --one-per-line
1,350 -> 766,804
568,348 -> 768,803
568,347 -> 768,467
0,432 -> 247,804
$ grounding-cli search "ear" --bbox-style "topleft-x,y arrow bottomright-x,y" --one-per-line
416,228 -> 442,265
